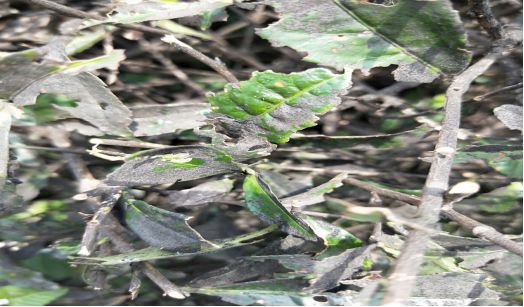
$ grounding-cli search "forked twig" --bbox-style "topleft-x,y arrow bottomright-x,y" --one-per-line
382,41 -> 520,304
344,177 -> 523,256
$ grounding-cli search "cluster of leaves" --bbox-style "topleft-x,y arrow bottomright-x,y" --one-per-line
0,0 -> 521,306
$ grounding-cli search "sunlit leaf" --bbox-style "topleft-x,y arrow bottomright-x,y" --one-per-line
258,0 -> 470,82
209,68 -> 352,145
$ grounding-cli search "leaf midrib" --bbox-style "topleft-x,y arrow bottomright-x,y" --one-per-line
332,0 -> 440,74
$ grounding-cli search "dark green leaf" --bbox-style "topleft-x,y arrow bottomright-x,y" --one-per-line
124,199 -> 208,251
243,173 -> 319,241
455,144 -> 523,179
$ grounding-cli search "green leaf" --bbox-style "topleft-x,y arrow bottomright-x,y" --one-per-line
105,146 -> 238,186
124,198 -> 209,251
0,286 -> 67,306
258,0 -> 470,82
208,68 -> 351,145
58,49 -> 125,75
299,215 -> 361,252
243,174 -> 319,241
455,144 -> 523,179
84,0 -> 234,26
463,182 -> 523,214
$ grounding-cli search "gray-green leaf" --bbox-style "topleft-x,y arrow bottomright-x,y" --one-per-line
124,199 -> 208,251
258,0 -> 470,82
105,145 -> 238,186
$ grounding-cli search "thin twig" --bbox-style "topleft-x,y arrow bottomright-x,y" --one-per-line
470,0 -> 505,39
19,0 -> 238,83
343,177 -> 420,206
382,43 -> 515,304
0,105 -> 12,188
441,205 -> 522,256
470,82 -> 523,102
78,192 -> 122,256
89,138 -> 168,149
344,177 -> 523,256
102,225 -> 187,299
140,39 -> 206,95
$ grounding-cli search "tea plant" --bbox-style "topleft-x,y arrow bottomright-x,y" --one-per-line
0,0 -> 522,305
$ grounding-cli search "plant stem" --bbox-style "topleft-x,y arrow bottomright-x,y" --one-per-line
381,43 -> 517,304
0,105 -> 12,189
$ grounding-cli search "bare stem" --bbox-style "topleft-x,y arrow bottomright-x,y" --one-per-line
0,106 -> 11,187
382,46 -> 512,304
345,177 -> 523,256
469,0 -> 505,39
441,205 -> 523,256
78,192 -> 122,256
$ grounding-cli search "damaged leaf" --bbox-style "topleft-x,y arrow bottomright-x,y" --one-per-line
13,73 -> 132,136
0,45 -> 131,136
243,173 -> 319,241
258,0 -> 470,82
124,198 -> 208,251
105,146 -> 238,186
208,68 -> 351,145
